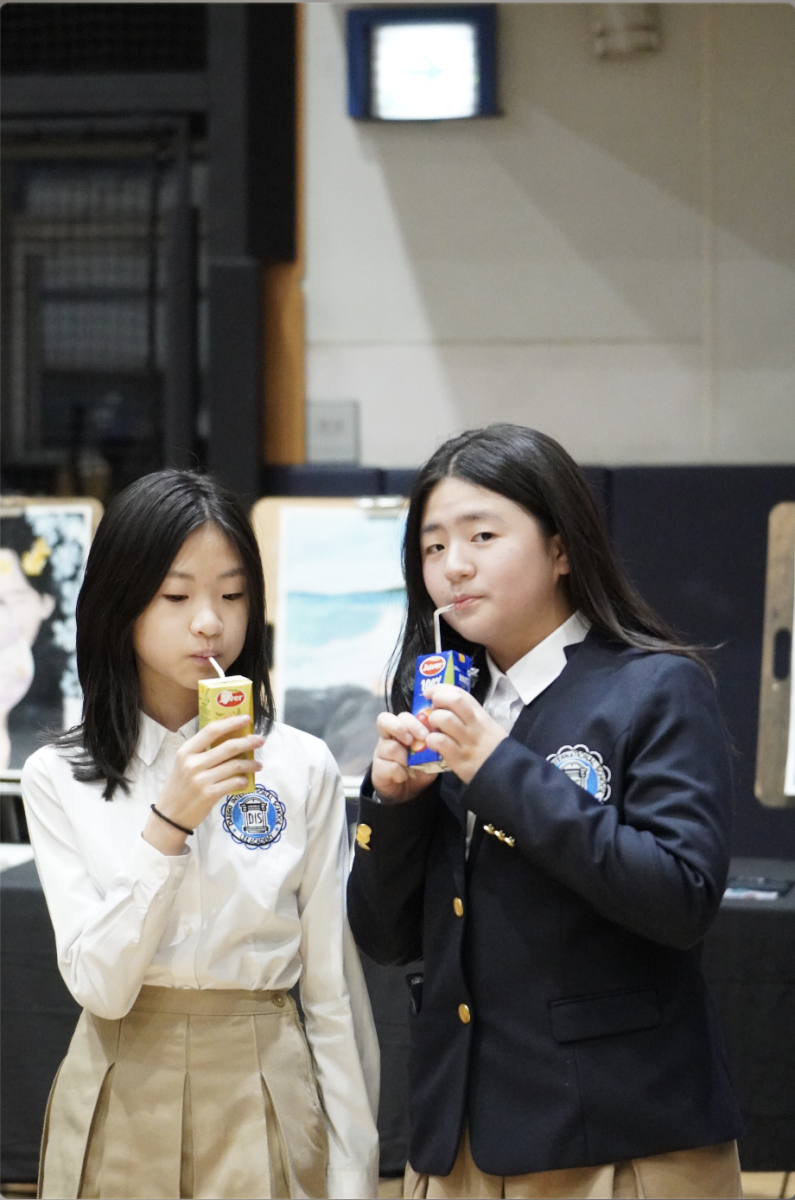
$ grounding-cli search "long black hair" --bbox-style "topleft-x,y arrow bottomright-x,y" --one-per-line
391,424 -> 705,713
55,470 -> 274,799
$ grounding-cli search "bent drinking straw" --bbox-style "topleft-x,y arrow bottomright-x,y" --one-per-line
434,605 -> 455,654
208,657 -> 225,680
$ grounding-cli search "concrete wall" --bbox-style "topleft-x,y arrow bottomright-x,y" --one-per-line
303,3 -> 795,468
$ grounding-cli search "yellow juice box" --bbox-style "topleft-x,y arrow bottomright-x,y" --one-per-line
198,675 -> 255,793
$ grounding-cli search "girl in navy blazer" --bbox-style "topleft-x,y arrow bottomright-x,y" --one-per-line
348,424 -> 743,1199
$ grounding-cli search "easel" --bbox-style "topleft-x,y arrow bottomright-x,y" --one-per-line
755,502 -> 795,808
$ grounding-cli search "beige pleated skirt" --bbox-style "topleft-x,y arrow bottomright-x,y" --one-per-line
38,986 -> 329,1200
404,1127 -> 742,1199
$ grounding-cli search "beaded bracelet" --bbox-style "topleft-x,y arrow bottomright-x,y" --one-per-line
150,804 -> 194,836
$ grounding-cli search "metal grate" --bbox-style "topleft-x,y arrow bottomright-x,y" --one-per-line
1,4 -> 207,75
2,138 -> 207,498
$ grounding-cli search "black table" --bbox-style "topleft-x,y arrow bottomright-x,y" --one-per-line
1,859 -> 80,1185
702,857 -> 795,1171
3,856 -> 794,1184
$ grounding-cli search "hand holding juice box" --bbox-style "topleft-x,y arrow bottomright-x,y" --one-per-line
198,662 -> 255,793
407,606 -> 474,775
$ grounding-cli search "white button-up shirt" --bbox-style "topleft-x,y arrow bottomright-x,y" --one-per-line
21,716 -> 379,1200
483,610 -> 591,731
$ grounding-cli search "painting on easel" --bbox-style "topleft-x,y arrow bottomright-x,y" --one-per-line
0,498 -> 101,775
252,497 -> 407,780
756,502 -> 795,808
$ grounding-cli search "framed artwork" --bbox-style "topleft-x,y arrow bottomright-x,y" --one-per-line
251,497 -> 407,783
0,497 -> 102,778
755,501 -> 795,807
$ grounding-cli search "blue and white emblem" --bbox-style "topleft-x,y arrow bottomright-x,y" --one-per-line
222,784 -> 286,849
547,744 -> 611,803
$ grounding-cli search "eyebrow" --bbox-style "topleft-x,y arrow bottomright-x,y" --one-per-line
165,567 -> 246,581
421,510 -> 503,536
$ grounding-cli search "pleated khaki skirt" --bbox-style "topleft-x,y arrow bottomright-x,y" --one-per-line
38,986 -> 329,1200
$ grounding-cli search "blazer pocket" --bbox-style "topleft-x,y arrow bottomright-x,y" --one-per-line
549,988 -> 661,1043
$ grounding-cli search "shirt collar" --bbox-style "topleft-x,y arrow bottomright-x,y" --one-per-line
137,711 -> 200,767
486,610 -> 591,710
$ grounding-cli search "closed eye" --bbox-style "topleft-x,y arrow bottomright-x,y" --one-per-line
163,593 -> 187,603
223,591 -> 246,601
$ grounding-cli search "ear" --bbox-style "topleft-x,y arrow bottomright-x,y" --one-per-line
550,534 -> 570,579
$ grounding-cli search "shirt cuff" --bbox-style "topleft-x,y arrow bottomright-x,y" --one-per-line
326,1167 -> 379,1200
127,831 -> 191,880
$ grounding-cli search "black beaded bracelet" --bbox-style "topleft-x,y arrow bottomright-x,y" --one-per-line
150,804 -> 194,836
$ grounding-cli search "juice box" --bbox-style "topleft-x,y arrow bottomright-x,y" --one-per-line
408,651 -> 473,774
198,675 -> 255,793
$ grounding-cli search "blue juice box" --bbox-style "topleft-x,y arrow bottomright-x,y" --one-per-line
408,650 -> 473,774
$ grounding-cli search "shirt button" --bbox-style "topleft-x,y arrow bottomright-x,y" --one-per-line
458,1003 -> 471,1025
356,823 -> 372,851
272,993 -> 286,1008
453,897 -> 464,918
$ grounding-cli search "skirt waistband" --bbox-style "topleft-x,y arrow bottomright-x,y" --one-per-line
132,985 -> 294,1016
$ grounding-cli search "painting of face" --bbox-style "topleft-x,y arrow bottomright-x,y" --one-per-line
0,503 -> 96,773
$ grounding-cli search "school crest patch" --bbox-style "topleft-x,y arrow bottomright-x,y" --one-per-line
547,744 -> 611,803
221,784 -> 286,849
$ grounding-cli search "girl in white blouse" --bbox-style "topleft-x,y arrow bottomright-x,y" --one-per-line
22,469 -> 379,1200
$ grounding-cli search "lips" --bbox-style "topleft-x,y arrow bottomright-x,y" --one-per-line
452,595 -> 481,610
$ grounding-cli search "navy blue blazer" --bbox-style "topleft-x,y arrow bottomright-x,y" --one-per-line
348,633 -> 742,1176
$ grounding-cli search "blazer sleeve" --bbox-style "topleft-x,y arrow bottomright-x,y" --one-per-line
346,777 -> 441,966
464,654 -> 733,950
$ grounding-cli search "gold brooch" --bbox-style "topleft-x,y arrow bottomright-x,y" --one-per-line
483,823 -> 515,848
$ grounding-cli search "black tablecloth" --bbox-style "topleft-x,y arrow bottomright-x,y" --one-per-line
1,859 -> 80,1184
702,857 -> 795,1171
2,855 -> 794,1183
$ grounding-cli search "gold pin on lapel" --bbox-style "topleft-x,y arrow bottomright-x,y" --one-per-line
483,823 -> 515,847
356,823 -> 372,850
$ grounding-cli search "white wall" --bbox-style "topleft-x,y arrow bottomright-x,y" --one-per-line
304,3 -> 795,467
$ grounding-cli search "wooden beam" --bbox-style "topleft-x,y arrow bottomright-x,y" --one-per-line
263,3 -> 305,466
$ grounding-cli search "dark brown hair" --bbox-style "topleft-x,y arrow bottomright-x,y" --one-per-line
55,469 -> 274,799
391,424 -> 705,713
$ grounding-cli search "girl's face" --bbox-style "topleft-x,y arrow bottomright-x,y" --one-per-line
133,523 -> 249,726
420,477 -> 572,673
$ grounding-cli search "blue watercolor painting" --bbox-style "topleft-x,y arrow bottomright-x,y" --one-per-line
274,504 -> 407,774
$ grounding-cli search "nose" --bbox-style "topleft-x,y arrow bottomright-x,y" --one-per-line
191,603 -> 223,639
444,539 -> 474,583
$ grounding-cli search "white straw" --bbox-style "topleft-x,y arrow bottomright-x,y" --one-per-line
208,657 -> 225,679
433,605 -> 455,654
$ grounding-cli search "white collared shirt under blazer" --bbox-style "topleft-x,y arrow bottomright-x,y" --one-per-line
22,715 -> 380,1200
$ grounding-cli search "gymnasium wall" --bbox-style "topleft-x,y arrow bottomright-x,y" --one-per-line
303,3 -> 795,469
